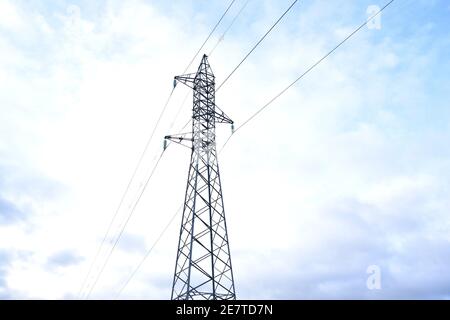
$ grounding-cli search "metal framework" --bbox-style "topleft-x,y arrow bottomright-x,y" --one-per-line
165,54 -> 236,300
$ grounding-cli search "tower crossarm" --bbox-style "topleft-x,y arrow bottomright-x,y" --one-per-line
214,106 -> 233,125
174,73 -> 197,89
164,134 -> 194,150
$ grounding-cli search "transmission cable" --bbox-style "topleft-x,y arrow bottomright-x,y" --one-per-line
84,117 -> 191,298
114,117 -> 190,298
77,87 -> 174,299
114,203 -> 183,299
168,91 -> 190,133
112,119 -> 192,297
216,0 -> 300,92
220,0 -> 395,152
183,0 -> 237,74
84,147 -> 168,299
209,0 -> 251,57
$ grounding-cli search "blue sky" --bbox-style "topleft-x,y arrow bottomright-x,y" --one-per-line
0,0 -> 450,299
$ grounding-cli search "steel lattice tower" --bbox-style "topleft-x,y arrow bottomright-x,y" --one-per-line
165,54 -> 236,300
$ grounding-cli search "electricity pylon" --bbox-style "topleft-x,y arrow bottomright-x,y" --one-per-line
165,54 -> 236,300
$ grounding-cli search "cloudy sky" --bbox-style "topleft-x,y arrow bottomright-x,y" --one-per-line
1,0 -> 450,299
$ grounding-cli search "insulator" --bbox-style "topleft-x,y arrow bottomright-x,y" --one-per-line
231,124 -> 235,134
173,79 -> 177,88
163,139 -> 167,151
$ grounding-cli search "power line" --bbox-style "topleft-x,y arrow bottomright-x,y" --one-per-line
85,148 -> 168,299
84,117 -> 191,299
220,0 -> 396,153
183,0 -> 237,73
77,87 -> 174,299
112,118 -> 192,298
114,204 -> 183,299
168,91 -> 190,133
216,0 -> 300,92
209,0 -> 252,56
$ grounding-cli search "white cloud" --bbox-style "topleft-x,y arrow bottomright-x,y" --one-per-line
0,0 -> 25,30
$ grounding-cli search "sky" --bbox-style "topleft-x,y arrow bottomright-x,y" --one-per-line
0,0 -> 450,299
